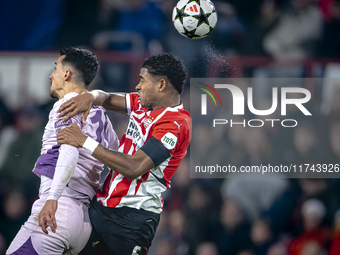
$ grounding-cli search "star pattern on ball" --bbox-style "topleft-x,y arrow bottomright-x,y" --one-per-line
183,27 -> 203,39
175,7 -> 186,23
196,12 -> 211,27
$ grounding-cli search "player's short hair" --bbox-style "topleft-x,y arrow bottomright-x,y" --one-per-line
142,53 -> 187,94
60,47 -> 98,87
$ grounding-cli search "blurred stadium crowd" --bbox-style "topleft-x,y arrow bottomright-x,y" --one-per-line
1,0 -> 340,254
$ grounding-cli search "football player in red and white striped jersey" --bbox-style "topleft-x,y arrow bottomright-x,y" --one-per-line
57,53 -> 191,255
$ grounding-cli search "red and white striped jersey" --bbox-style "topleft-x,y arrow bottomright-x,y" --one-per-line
97,93 -> 191,213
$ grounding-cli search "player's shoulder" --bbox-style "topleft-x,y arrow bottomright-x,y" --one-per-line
53,92 -> 79,108
50,92 -> 79,114
63,92 -> 79,102
127,93 -> 147,113
129,92 -> 139,98
89,105 -> 106,115
128,93 -> 139,104
163,107 -> 191,124
157,108 -> 191,133
178,108 -> 191,121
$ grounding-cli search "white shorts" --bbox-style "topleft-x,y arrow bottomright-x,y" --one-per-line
6,195 -> 91,255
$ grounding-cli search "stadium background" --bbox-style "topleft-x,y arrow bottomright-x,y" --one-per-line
0,0 -> 340,254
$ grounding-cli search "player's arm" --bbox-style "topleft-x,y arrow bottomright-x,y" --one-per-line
38,144 -> 79,234
57,90 -> 127,124
57,124 -> 171,180
92,145 -> 154,180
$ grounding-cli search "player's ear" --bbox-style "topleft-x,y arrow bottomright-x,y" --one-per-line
64,70 -> 72,81
159,79 -> 167,92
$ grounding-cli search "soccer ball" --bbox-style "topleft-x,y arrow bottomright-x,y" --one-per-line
172,0 -> 218,39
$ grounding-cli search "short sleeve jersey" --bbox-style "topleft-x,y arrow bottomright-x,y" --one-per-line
33,92 -> 119,200
96,93 -> 191,213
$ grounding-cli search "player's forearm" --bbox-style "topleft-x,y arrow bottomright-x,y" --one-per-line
90,90 -> 111,107
47,145 -> 79,200
91,90 -> 127,114
91,145 -> 148,180
103,93 -> 127,114
48,166 -> 75,200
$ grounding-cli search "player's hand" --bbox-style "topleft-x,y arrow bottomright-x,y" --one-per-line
57,92 -> 94,124
39,200 -> 58,234
57,123 -> 87,147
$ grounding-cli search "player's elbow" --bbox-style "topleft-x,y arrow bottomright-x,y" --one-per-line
124,168 -> 141,180
125,173 -> 137,181
124,164 -> 145,180
119,153 -> 153,180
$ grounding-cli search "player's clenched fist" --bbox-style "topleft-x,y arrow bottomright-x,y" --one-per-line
57,123 -> 87,147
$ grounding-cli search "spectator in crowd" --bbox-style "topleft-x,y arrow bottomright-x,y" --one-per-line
216,199 -> 252,255
291,121 -> 323,164
209,1 -> 246,55
0,105 -> 44,200
264,0 -> 323,59
0,98 -> 14,168
196,242 -> 219,255
221,0 -> 264,27
58,0 -> 120,48
297,179 -> 337,222
0,98 -> 13,132
0,190 -> 30,251
317,0 -> 340,58
329,122 -> 340,163
288,199 -> 332,255
250,218 -> 275,255
329,209 -> 340,255
90,0 -> 165,53
241,0 -> 281,56
221,178 -> 288,221
183,182 -> 222,255
319,0 -> 334,21
153,239 -> 172,255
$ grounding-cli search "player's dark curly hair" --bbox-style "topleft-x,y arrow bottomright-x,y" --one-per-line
60,47 -> 98,87
142,53 -> 187,94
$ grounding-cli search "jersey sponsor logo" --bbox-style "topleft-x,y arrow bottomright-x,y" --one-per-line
54,119 -> 72,129
126,119 -> 141,142
161,132 -> 177,150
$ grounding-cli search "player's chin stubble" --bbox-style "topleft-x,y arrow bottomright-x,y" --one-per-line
49,89 -> 59,99
49,81 -> 59,99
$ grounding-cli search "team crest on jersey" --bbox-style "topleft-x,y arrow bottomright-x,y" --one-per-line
161,132 -> 177,150
143,118 -> 153,128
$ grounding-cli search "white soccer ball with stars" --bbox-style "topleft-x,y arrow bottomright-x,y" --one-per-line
172,0 -> 218,39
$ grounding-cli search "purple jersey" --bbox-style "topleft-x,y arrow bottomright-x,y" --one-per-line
33,92 -> 119,200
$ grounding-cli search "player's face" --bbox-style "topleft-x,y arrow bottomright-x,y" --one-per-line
49,56 -> 66,99
135,68 -> 159,109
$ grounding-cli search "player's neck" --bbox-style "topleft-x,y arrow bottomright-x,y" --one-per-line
59,82 -> 87,99
153,94 -> 180,110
